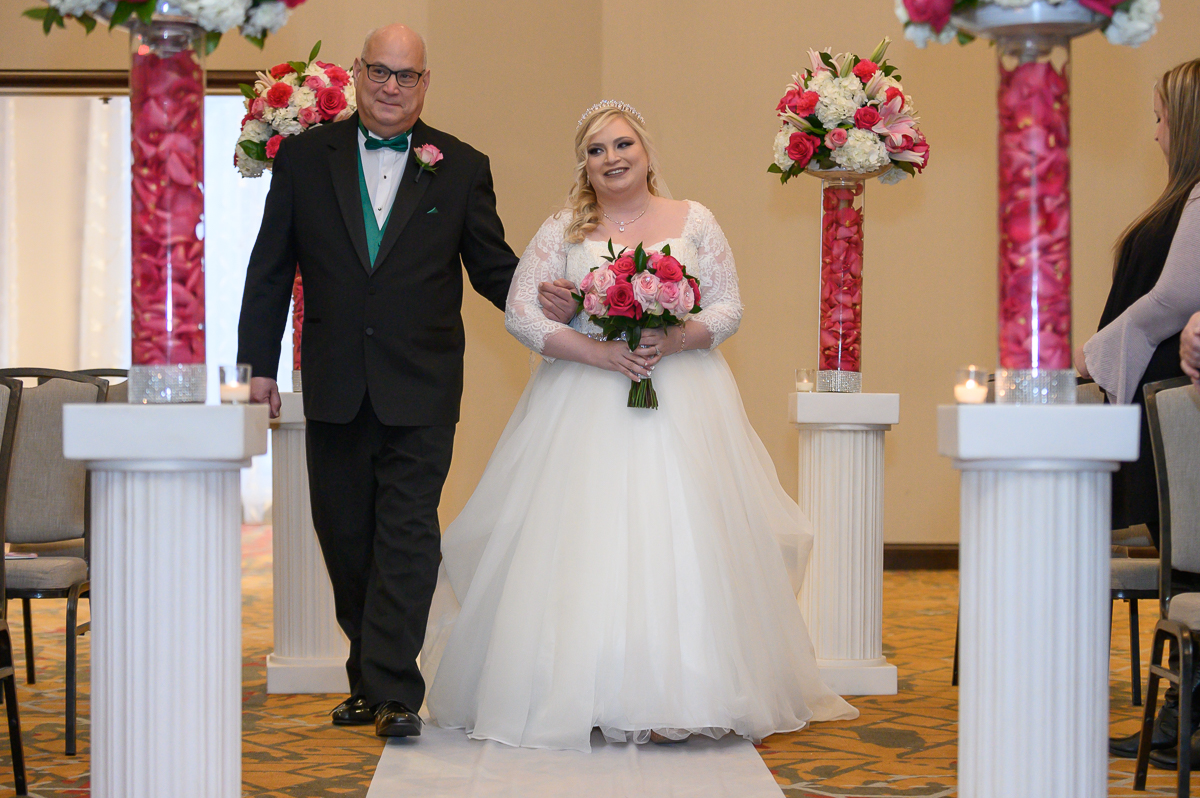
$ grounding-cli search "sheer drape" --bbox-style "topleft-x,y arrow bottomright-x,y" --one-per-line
0,98 -> 18,368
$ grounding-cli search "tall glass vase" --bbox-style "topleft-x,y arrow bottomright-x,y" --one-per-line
994,33 -> 1074,403
127,15 -> 207,403
817,176 -> 866,392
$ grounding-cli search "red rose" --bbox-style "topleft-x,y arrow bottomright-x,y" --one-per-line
885,87 -> 905,108
283,0 -> 305,7
315,86 -> 348,120
853,107 -> 881,130
265,82 -> 293,109
852,60 -> 878,82
610,255 -> 636,279
269,63 -> 294,79
606,282 -> 640,319
687,277 -> 701,307
786,132 -> 821,168
903,0 -> 953,32
265,134 -> 284,159
1077,0 -> 1121,14
654,255 -> 684,283
323,65 -> 351,88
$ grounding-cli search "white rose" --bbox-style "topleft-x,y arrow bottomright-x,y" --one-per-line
773,128 -> 795,170
832,128 -> 891,173
47,0 -> 105,16
240,0 -> 289,37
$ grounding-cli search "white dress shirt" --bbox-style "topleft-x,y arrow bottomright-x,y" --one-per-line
357,127 -> 411,229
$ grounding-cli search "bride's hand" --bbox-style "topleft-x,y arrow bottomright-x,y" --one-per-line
636,329 -> 668,369
592,341 -> 654,381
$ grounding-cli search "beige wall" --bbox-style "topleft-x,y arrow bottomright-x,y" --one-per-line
2,0 -> 1197,542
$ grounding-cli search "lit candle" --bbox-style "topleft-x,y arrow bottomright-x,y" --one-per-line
795,368 -> 816,393
219,383 -> 251,404
954,379 -> 987,404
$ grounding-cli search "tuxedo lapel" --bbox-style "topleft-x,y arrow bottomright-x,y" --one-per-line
373,119 -> 432,269
328,116 -> 373,275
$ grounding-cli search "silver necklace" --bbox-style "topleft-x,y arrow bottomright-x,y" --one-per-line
601,202 -> 650,233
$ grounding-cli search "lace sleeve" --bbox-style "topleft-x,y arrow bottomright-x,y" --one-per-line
505,212 -> 573,353
687,202 -> 744,348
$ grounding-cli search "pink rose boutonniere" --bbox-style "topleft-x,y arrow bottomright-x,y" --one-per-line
414,143 -> 443,182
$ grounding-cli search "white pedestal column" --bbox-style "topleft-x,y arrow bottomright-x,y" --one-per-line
791,392 -> 899,695
63,404 -> 268,798
267,392 -> 349,694
938,404 -> 1140,798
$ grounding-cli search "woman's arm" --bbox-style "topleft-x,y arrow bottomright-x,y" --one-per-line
1083,189 -> 1200,403
687,203 -> 743,350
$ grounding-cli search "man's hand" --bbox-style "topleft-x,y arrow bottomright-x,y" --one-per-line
538,279 -> 578,324
1182,311 -> 1200,384
251,376 -> 282,419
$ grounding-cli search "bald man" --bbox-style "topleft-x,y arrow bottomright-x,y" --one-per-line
238,25 -> 573,738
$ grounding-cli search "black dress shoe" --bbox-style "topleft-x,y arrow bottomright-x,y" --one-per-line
375,700 -> 422,738
331,696 -> 374,726
1110,702 -> 1178,758
1149,731 -> 1200,771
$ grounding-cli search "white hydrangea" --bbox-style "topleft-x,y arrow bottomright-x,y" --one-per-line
878,167 -> 908,186
832,128 -> 891,173
240,0 -> 289,38
274,117 -> 304,136
773,128 -> 795,171
292,86 -> 316,109
1105,0 -> 1160,47
235,150 -> 268,178
175,0 -> 251,33
47,0 -> 105,16
239,118 -> 272,143
814,75 -> 866,129
903,22 -> 959,48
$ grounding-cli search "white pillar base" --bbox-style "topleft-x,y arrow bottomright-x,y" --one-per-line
268,393 -> 350,695
939,404 -> 1140,798
64,404 -> 268,798
791,392 -> 899,696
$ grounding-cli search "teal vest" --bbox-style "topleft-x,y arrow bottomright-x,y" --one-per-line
357,150 -> 393,267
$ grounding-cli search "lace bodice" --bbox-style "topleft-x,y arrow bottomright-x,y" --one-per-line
504,200 -> 744,355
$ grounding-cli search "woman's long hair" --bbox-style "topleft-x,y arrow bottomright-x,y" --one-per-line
1113,59 -> 1200,272
565,107 -> 663,244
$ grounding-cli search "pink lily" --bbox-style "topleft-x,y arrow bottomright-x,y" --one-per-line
871,95 -> 919,147
808,48 -> 830,75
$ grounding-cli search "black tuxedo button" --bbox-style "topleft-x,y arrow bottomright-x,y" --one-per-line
365,327 -> 374,336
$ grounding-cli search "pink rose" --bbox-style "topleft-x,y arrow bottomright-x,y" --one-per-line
265,134 -> 284,159
265,82 -> 293,109
824,128 -> 849,149
248,97 -> 266,119
298,106 -> 321,127
315,86 -> 347,120
414,143 -> 444,168
854,107 -> 881,130
786,131 -> 821,168
676,283 -> 696,315
303,75 -> 326,90
903,0 -> 953,32
579,270 -> 595,293
610,255 -> 636,280
323,65 -> 351,87
591,267 -> 616,294
852,60 -> 878,82
653,255 -> 684,283
582,292 -> 604,317
687,277 -> 701,308
657,280 -> 681,311
606,282 -> 641,319
633,271 -> 662,313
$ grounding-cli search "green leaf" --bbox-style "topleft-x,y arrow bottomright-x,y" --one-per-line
43,10 -> 56,34
108,2 -> 135,30
22,8 -> 49,20
244,34 -> 265,50
308,40 -> 322,63
957,30 -> 976,45
661,243 -> 670,256
890,73 -> 902,82
238,82 -> 258,100
239,139 -> 269,161
206,31 -> 222,55
819,51 -> 837,72
287,60 -> 307,75
77,13 -> 96,32
896,161 -> 917,176
779,173 -> 790,185
881,64 -> 897,76
134,0 -> 156,25
54,12 -> 66,27
767,163 -> 783,174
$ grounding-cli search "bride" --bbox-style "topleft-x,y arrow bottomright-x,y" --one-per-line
424,101 -> 857,752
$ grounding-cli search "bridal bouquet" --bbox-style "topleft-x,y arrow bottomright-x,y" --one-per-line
573,242 -> 702,410
235,41 -> 356,177
896,0 -> 1160,48
769,38 -> 929,187
23,0 -> 306,49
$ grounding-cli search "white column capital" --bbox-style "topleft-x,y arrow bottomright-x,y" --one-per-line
273,392 -> 306,430
790,392 -> 899,430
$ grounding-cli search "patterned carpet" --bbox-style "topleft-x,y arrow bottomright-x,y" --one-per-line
0,526 -> 1183,797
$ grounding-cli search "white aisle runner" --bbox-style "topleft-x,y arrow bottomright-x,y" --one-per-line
366,724 -> 785,798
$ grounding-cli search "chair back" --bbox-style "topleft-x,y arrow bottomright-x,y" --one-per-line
1077,381 -> 1105,404
1145,376 -> 1200,610
0,378 -> 21,613
0,370 -> 105,546
77,368 -> 128,404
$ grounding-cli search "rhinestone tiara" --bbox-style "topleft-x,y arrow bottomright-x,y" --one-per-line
576,100 -> 646,130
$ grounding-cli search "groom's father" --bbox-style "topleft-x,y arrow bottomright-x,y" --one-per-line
237,24 -> 567,738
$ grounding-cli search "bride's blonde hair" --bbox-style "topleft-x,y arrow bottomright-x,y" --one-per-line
565,107 -> 663,244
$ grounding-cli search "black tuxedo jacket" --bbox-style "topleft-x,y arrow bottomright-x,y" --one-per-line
237,116 -> 518,426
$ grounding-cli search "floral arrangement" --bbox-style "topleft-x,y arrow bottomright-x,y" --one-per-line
895,0 -> 1160,48
573,242 -> 703,409
23,0 -> 306,50
235,41 -> 356,177
769,38 -> 929,187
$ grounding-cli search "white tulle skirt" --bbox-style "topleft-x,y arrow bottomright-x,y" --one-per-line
423,349 -> 857,752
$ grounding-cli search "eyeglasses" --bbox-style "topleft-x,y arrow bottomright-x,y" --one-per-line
361,62 -> 426,88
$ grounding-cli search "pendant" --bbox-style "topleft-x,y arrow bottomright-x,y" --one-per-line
618,224 -> 625,232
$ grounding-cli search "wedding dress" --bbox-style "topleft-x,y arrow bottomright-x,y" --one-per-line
424,201 -> 857,752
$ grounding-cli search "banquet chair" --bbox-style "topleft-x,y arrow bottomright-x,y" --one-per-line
1135,376 -> 1200,797
0,377 -> 30,795
0,368 -> 106,756
76,368 -> 128,405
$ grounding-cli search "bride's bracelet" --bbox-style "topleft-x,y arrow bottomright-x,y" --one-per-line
678,326 -> 686,355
